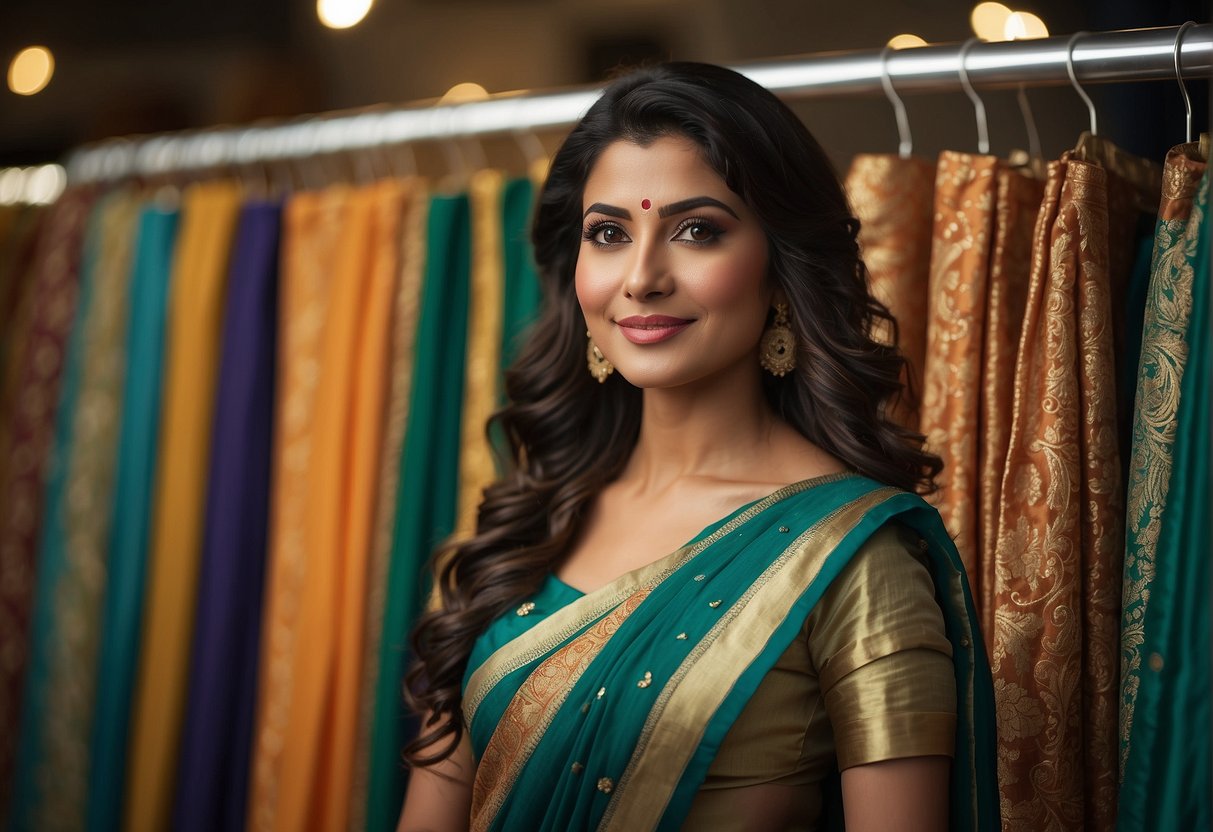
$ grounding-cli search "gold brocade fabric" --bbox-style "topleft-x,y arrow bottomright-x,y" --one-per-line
249,188 -> 348,832
977,169 -> 1043,638
457,169 -> 506,535
125,181 -> 243,832
37,191 -> 140,830
349,180 -> 428,832
921,151 -> 999,595
1120,144 -> 1206,775
993,153 -> 1122,831
844,155 -> 935,430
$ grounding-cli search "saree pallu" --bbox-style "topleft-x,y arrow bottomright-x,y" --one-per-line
10,190 -> 140,832
171,200 -> 282,832
86,205 -> 180,832
1117,170 -> 1210,831
464,474 -> 996,831
992,153 -> 1124,831
0,188 -> 93,825
1119,144 -> 1206,773
843,154 -> 934,431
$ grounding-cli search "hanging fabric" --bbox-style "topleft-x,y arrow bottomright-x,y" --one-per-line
456,169 -> 506,536
86,203 -> 180,832
991,148 -> 1154,831
844,154 -> 935,430
499,174 -> 544,373
124,180 -> 243,832
1118,167 -> 1209,831
0,204 -> 46,454
0,187 -> 95,827
366,192 -> 472,832
348,180 -> 429,832
273,179 -> 406,832
171,199 -> 283,832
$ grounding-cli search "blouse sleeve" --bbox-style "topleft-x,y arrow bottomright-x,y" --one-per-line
805,522 -> 957,771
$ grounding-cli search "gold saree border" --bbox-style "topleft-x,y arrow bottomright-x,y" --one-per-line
599,487 -> 900,831
462,471 -> 855,723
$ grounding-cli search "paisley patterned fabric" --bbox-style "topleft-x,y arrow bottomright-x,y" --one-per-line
844,154 -> 935,430
1120,144 -> 1206,775
992,153 -> 1126,831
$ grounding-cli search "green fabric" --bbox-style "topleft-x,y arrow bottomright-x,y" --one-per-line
7,195 -> 108,832
1118,171 -> 1211,831
86,206 -> 179,832
467,475 -> 998,832
366,194 -> 472,832
499,177 -> 543,373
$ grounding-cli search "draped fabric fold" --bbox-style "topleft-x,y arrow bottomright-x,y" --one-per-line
367,193 -> 472,832
499,176 -> 544,374
86,204 -> 180,832
11,191 -> 140,832
992,152 -> 1129,831
1118,168 -> 1210,832
844,154 -> 935,430
172,200 -> 283,832
921,151 -> 999,596
0,188 -> 94,825
124,181 -> 243,832
0,204 -> 46,469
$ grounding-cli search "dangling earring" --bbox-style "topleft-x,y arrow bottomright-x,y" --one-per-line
586,330 -> 614,382
759,302 -> 797,377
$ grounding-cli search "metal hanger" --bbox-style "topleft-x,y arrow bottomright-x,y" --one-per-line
1173,20 -> 1197,143
1066,31 -> 1098,135
958,38 -> 990,154
880,45 -> 913,159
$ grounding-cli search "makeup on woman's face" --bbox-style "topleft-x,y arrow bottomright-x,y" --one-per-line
575,135 -> 772,389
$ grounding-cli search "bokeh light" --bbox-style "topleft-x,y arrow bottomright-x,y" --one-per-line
970,2 -> 1013,41
317,0 -> 374,30
1005,11 -> 1049,40
8,46 -> 55,96
887,34 -> 928,49
438,82 -> 490,105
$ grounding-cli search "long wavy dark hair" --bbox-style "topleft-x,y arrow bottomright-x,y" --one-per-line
403,61 -> 941,767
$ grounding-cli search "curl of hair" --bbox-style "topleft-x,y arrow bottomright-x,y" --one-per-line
403,61 -> 941,767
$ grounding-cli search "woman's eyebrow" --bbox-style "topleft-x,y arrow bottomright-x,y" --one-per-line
583,202 -> 630,220
657,196 -> 740,219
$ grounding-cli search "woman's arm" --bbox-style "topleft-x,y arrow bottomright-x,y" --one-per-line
395,720 -> 475,832
841,755 -> 951,832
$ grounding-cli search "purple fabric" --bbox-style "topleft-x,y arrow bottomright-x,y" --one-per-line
172,201 -> 281,832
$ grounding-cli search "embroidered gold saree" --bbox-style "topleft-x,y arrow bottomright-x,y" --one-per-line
461,474 -> 997,831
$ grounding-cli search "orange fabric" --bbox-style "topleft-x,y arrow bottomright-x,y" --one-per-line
976,169 -> 1043,638
992,153 -> 1122,831
920,151 -> 999,594
844,154 -> 935,430
254,181 -> 405,832
349,181 -> 429,832
125,181 -> 242,832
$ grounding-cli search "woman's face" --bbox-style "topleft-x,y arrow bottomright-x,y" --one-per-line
575,135 -> 773,390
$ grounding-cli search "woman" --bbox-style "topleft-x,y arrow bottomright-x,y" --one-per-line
398,62 -> 997,831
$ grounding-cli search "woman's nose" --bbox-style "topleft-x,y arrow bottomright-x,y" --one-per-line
622,242 -> 674,300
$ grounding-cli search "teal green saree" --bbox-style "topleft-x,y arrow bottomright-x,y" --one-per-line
462,474 -> 998,831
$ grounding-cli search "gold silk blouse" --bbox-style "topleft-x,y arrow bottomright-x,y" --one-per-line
683,523 -> 957,831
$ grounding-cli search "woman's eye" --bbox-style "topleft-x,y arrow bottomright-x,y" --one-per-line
583,222 -> 630,246
674,220 -> 722,244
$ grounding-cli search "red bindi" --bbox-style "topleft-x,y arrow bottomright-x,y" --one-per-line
640,198 -> 651,210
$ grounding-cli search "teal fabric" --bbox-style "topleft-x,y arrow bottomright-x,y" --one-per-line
85,206 -> 179,832
366,194 -> 472,832
1118,172 -> 1210,831
467,475 -> 998,832
7,195 -> 109,832
499,177 -> 543,372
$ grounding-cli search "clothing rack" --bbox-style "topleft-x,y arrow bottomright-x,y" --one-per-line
64,23 -> 1213,184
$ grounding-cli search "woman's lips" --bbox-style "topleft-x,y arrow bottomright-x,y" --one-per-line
615,315 -> 695,344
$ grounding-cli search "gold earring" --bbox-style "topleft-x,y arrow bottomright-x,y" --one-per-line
586,330 -> 614,382
759,303 -> 797,377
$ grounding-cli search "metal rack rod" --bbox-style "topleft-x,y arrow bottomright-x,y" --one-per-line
66,23 -> 1213,184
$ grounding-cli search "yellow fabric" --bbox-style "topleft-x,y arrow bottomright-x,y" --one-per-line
457,169 -> 505,536
684,523 -> 956,831
249,188 -> 348,832
124,181 -> 242,832
273,181 -> 405,832
349,180 -> 429,832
